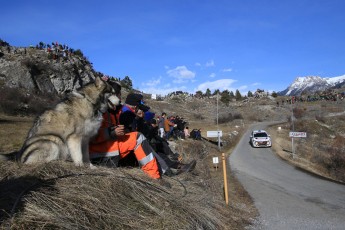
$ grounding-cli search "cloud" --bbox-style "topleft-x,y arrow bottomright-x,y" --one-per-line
206,60 -> 215,67
209,73 -> 216,78
195,62 -> 201,67
196,79 -> 237,92
166,66 -> 195,83
222,68 -> 232,72
141,85 -> 188,96
238,85 -> 248,92
142,76 -> 161,87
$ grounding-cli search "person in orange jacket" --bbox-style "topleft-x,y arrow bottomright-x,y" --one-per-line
89,79 -> 165,182
164,116 -> 175,140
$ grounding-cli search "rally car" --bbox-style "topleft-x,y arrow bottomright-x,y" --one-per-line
250,130 -> 272,148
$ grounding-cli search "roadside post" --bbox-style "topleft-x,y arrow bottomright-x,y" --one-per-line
289,132 -> 307,158
207,130 -> 223,150
213,156 -> 219,171
222,153 -> 229,205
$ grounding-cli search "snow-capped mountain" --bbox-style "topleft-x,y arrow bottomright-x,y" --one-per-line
278,75 -> 345,96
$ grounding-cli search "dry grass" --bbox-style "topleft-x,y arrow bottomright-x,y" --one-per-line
2,95 -> 344,229
0,115 -> 33,153
0,111 -> 258,229
1,161 -> 238,229
268,105 -> 345,183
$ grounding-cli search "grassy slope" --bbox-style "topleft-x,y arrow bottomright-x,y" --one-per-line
0,96 -> 259,229
1,95 -> 344,229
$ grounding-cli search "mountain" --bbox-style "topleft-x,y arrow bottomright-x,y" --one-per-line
278,75 -> 345,96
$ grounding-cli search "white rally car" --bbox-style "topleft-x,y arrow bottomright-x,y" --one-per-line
250,130 -> 272,148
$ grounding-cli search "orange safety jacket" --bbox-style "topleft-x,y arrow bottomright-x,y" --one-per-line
164,118 -> 174,132
89,109 -> 161,179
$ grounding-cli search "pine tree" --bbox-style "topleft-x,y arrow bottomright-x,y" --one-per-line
247,91 -> 253,97
220,90 -> 231,105
195,90 -> 203,98
213,89 -> 220,96
235,89 -> 242,100
121,76 -> 133,90
205,88 -> 211,97
229,91 -> 235,98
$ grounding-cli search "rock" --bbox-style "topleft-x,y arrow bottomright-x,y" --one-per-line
0,45 -> 98,95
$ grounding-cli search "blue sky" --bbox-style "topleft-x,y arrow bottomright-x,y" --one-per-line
1,0 -> 345,96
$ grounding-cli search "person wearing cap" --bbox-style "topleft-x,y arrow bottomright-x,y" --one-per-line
120,93 -> 150,133
89,80 -> 168,184
120,93 -> 196,175
119,93 -> 172,175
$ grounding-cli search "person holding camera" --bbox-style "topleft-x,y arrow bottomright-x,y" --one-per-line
119,93 -> 151,133
120,93 -> 196,176
89,81 -> 166,183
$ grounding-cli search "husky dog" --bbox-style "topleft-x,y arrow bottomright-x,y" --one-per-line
14,76 -> 115,166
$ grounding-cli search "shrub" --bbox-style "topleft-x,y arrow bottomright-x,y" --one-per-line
325,146 -> 345,169
217,113 -> 233,124
0,85 -> 60,116
74,49 -> 84,58
315,115 -> 326,123
248,114 -> 263,122
171,97 -> 182,103
187,101 -> 203,110
233,113 -> 243,120
293,107 -> 306,119
193,113 -> 205,120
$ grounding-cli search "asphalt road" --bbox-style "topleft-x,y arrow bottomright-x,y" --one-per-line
229,122 -> 345,230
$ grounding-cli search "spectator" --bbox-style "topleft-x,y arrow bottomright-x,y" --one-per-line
89,80 -> 170,187
146,118 -> 196,174
184,126 -> 190,138
158,113 -> 166,138
119,93 -> 196,176
195,128 -> 202,140
190,128 -> 202,140
164,116 -> 175,140
120,93 -> 196,175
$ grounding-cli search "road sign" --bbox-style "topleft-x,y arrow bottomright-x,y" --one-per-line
207,130 -> 223,138
213,157 -> 219,164
289,132 -> 307,138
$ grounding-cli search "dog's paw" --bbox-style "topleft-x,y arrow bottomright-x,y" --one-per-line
74,162 -> 84,167
90,163 -> 97,169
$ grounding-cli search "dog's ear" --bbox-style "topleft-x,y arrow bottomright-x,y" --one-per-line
95,76 -> 105,89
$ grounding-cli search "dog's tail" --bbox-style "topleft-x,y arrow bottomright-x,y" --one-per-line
0,151 -> 19,162
19,134 -> 68,164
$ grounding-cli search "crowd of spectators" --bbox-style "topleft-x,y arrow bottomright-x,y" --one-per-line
0,39 -> 85,63
155,113 -> 201,141
276,91 -> 345,106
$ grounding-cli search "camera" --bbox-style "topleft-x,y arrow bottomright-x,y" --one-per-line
137,104 -> 150,112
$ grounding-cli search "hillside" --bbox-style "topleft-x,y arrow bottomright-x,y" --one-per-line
0,43 -> 260,229
0,100 -> 259,229
1,41 -> 345,229
0,42 -> 98,95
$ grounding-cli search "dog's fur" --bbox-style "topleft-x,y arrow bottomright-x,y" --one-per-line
8,77 -> 114,166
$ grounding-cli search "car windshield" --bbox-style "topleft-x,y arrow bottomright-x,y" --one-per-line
254,132 -> 268,138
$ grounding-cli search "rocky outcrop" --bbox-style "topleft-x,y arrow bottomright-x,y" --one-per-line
0,46 -> 99,95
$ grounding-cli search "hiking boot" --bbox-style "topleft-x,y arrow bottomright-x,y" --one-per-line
167,154 -> 180,162
158,178 -> 171,189
163,168 -> 176,177
176,160 -> 196,175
